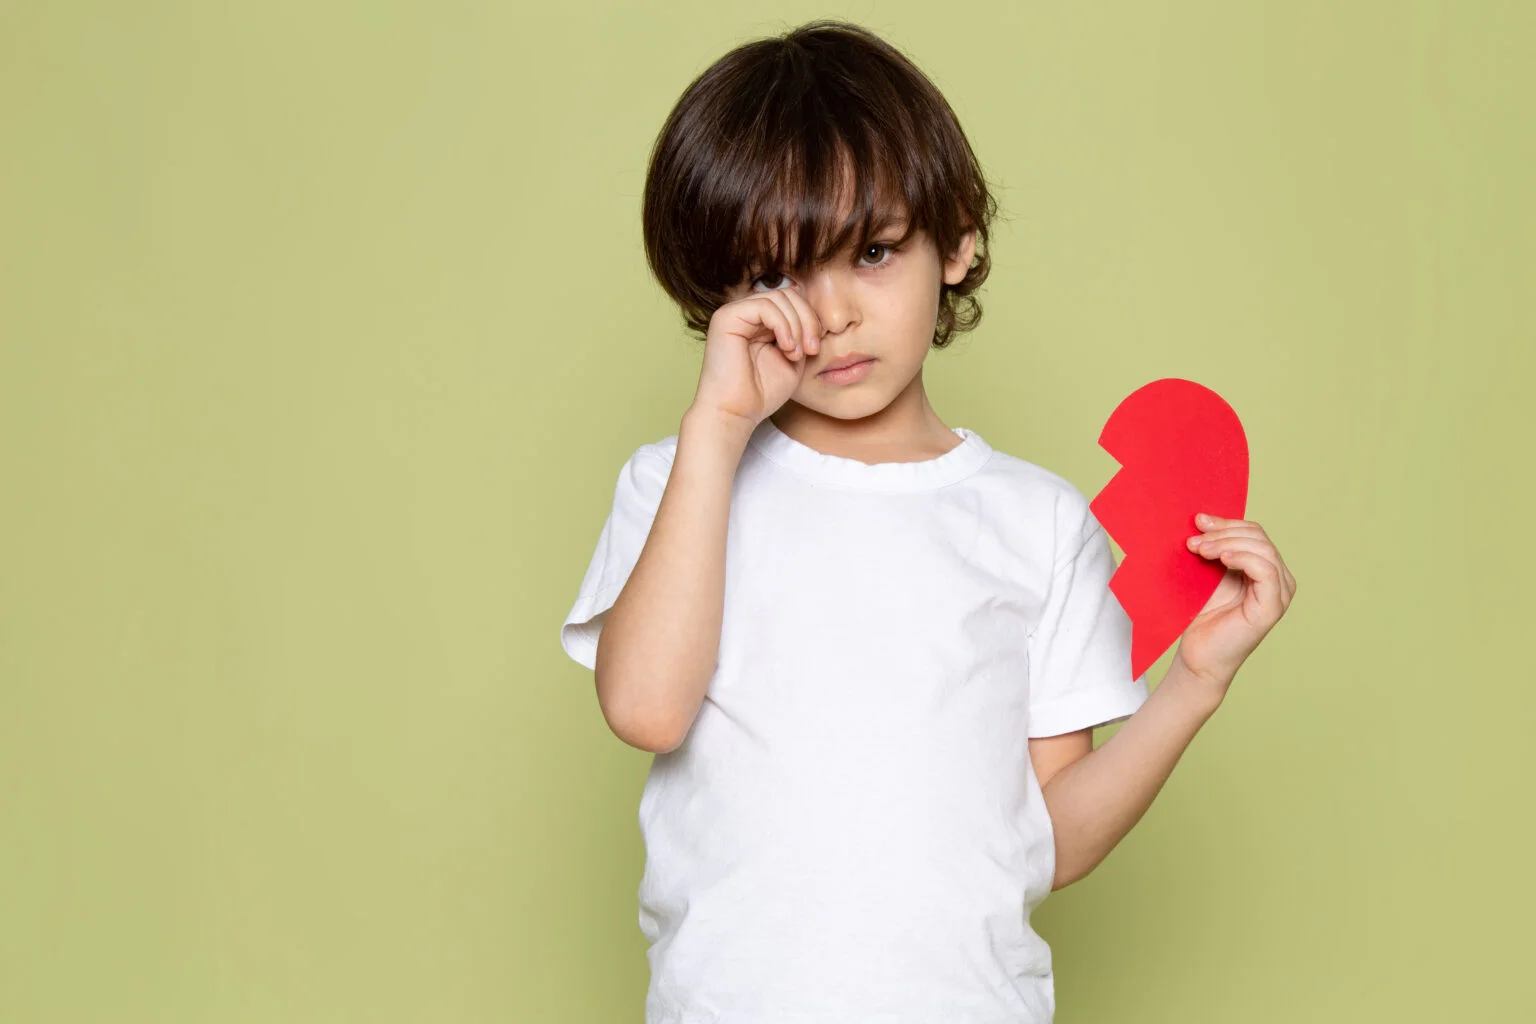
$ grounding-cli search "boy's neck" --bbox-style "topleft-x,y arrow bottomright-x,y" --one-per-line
769,372 -> 963,465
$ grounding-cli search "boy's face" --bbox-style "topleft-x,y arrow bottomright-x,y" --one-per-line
721,203 -> 977,422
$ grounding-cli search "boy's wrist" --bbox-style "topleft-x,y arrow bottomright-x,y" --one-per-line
1162,653 -> 1231,717
681,403 -> 758,451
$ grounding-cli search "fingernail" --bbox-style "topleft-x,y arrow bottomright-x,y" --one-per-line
1187,536 -> 1201,548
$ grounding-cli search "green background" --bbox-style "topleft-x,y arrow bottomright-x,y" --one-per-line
3,2 -> 1531,1020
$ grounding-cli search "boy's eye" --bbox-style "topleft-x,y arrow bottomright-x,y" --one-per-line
749,242 -> 897,292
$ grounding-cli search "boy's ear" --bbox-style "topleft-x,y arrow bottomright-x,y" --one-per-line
942,228 -> 978,286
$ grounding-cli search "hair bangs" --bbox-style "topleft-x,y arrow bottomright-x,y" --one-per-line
734,137 -> 918,282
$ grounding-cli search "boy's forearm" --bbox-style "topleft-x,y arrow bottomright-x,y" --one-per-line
595,406 -> 752,753
1041,658 -> 1226,889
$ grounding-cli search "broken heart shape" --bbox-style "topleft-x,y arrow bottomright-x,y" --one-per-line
1088,378 -> 1250,680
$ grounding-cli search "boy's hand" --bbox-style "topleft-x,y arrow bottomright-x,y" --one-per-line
691,287 -> 825,428
1172,513 -> 1297,696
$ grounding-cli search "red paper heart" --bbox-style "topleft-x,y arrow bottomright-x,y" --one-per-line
1088,378 -> 1249,679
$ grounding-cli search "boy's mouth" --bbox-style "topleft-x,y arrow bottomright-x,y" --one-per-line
818,351 -> 875,374
817,355 -> 876,384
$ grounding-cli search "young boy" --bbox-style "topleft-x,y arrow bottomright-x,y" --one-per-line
559,19 -> 1296,1023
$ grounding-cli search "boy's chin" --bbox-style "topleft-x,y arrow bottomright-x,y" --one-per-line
790,390 -> 899,422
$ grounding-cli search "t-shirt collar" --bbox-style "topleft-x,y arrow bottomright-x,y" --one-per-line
747,415 -> 993,493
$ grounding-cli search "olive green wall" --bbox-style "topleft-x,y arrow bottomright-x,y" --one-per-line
2,2 -> 1529,1020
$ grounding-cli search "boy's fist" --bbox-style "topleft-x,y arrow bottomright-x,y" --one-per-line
1174,513 -> 1297,694
692,288 -> 825,427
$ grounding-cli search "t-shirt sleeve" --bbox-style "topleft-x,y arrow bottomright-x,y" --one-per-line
1026,494 -> 1151,738
558,440 -> 676,671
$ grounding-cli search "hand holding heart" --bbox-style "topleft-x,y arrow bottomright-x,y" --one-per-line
1174,511 -> 1297,693
1089,377 -> 1298,697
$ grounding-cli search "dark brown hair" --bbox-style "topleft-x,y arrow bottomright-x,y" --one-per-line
641,19 -> 1002,348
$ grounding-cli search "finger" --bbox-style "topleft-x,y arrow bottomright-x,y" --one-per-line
759,290 -> 806,358
749,300 -> 798,358
1243,547 -> 1296,607
1224,527 -> 1292,596
780,287 -> 824,355
1189,536 -> 1278,561
1212,548 -> 1285,617
1189,525 -> 1268,544
1195,514 -> 1255,531
1205,518 -> 1293,603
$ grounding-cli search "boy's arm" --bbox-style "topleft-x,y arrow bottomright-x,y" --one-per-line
1036,657 -> 1225,890
1027,729 -> 1093,790
595,405 -> 752,754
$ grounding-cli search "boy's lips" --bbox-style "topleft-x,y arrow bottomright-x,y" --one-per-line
817,352 -> 875,374
816,354 -> 876,385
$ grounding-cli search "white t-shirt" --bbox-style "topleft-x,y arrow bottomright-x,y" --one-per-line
560,416 -> 1150,1023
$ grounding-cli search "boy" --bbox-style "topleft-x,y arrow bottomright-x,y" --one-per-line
561,19 -> 1296,1022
